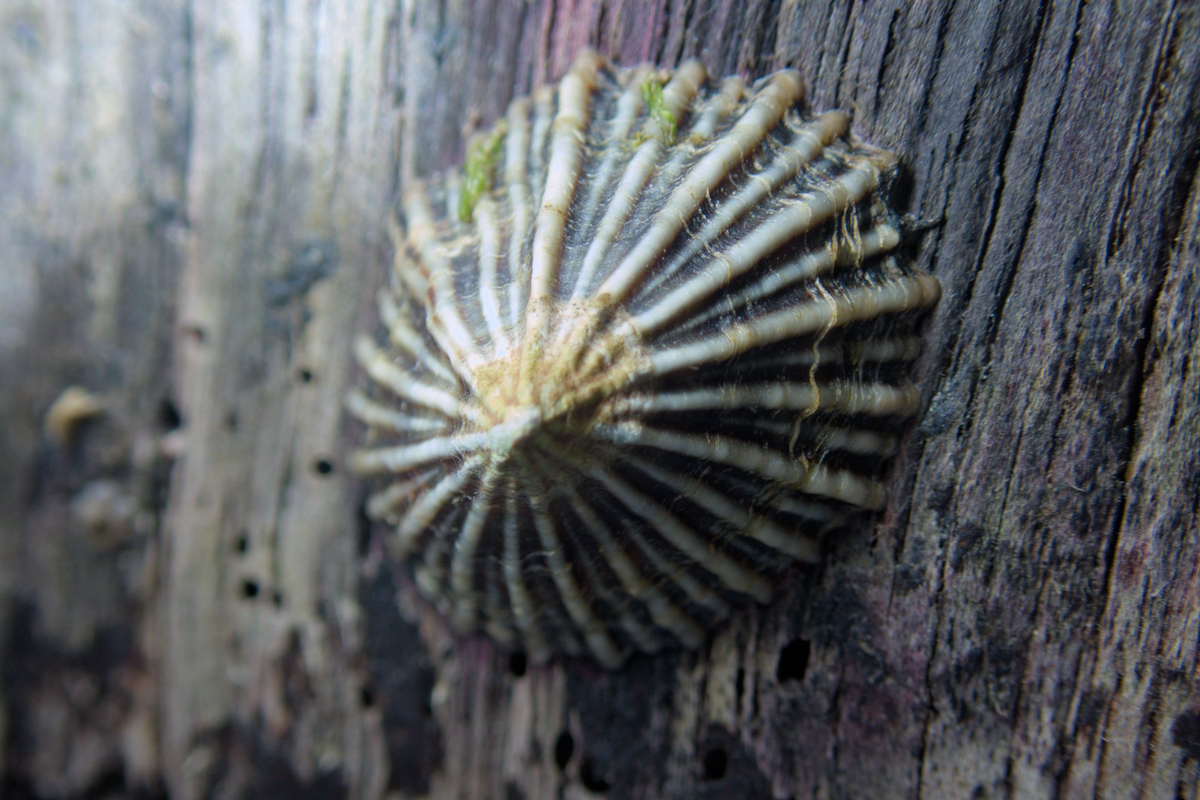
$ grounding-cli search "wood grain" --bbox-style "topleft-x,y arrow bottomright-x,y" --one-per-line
1,1 -> 1196,798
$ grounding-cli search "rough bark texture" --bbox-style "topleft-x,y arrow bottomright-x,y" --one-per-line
1,1 -> 1198,799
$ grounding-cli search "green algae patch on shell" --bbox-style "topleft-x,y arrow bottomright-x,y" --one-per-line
348,50 -> 941,668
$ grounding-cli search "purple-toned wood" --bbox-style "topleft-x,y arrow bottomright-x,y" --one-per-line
0,1 -> 1195,798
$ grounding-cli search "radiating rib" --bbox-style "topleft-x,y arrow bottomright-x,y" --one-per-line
645,74 -> 745,187
532,448 -> 700,647
746,335 -> 924,372
352,336 -> 476,422
628,75 -> 747,250
569,142 -> 663,301
613,449 -> 820,562
531,443 -> 707,649
631,157 -> 891,337
597,71 -> 805,306
474,197 -> 510,356
526,52 -> 602,316
537,481 -> 664,654
447,464 -> 502,630
774,494 -> 843,525
344,389 -> 451,434
504,97 -> 534,332
502,489 -> 551,662
568,498 -> 702,649
520,52 -> 604,402
541,444 -> 734,620
610,380 -> 922,418
572,449 -> 773,602
685,75 -> 746,139
376,289 -> 460,386
646,273 -> 942,378
402,186 -> 488,371
394,455 -> 483,556
568,61 -> 707,301
594,422 -> 887,508
657,110 -> 849,282
569,65 -> 652,246
388,214 -> 430,301
849,336 -> 926,364
518,455 -> 625,667
525,85 -> 555,232
636,110 -> 851,304
669,224 -> 901,337
347,431 -> 487,476
754,418 -> 898,458
480,551 -> 518,646
363,466 -> 443,521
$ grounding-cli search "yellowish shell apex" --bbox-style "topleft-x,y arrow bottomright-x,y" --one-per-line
349,49 -> 940,668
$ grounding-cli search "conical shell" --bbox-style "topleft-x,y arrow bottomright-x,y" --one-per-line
349,50 -> 940,668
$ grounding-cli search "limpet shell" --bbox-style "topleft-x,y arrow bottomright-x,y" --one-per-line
349,50 -> 940,668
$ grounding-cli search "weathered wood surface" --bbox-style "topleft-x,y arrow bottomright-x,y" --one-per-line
1,1 -> 1198,799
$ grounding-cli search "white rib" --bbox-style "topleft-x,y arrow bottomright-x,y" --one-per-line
481,553 -> 518,646
344,389 -> 451,433
472,473 -> 517,645
594,422 -> 888,509
570,65 -> 652,246
849,336 -> 926,364
688,75 -> 746,137
539,445 -> 733,619
647,73 -> 745,187
525,85 -> 555,234
521,51 -> 603,401
624,59 -> 712,202
646,274 -> 943,377
503,489 -> 551,662
347,430 -> 487,476
801,462 -> 889,509
567,500 -> 699,649
363,467 -> 442,521
570,61 -> 707,300
549,465 -> 709,648
448,464 -> 502,631
597,71 -> 805,305
570,141 -> 664,300
527,51 -> 602,316
352,336 -> 477,422
474,197 -> 510,356
660,59 -> 709,121
388,213 -> 429,301
402,186 -> 487,371
611,380 -> 921,418
536,480 -> 663,654
376,289 -> 460,386
746,335 -> 924,372
394,455 -> 482,556
632,158 -> 887,336
673,223 -> 901,338
655,111 -> 849,286
775,494 -> 844,525
528,450 -> 700,652
615,450 -> 820,562
504,97 -> 533,332
519,456 -> 625,668
755,418 -> 899,458
577,454 -> 773,602
633,107 -> 840,304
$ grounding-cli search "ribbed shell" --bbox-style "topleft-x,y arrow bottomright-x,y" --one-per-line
349,50 -> 941,668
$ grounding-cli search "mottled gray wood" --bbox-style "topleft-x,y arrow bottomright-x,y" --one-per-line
1,1 -> 1197,799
